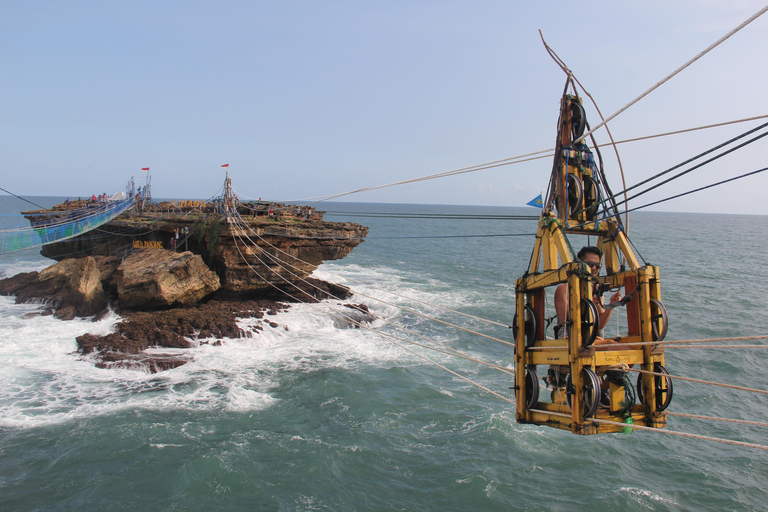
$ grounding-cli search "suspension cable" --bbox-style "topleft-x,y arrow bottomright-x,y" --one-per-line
230,211 -> 518,346
630,367 -> 768,396
572,4 -> 768,145
230,205 -> 519,330
616,124 -> 768,208
229,224 -> 517,378
666,412 -> 768,428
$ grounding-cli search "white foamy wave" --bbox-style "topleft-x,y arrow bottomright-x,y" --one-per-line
0,258 -> 52,279
0,293 -> 419,429
617,487 -> 680,508
314,263 -> 485,324
226,386 -> 279,412
0,255 -> 487,429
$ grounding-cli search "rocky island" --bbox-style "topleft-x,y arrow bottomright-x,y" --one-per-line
0,197 -> 370,372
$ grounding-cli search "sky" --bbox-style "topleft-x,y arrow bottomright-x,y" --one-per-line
1,0 -> 767,214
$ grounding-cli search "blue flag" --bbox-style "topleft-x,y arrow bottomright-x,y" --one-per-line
526,194 -> 543,208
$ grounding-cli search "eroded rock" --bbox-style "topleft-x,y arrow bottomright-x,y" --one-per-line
116,248 -> 220,308
0,256 -> 107,318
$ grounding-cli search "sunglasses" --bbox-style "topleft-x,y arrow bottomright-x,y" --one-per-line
584,261 -> 601,270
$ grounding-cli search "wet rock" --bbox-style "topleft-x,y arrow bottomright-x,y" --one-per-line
116,248 -> 220,308
0,257 -> 107,318
76,299 -> 288,359
335,302 -> 377,328
94,352 -> 191,373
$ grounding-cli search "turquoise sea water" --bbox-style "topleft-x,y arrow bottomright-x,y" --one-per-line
1,196 -> 767,511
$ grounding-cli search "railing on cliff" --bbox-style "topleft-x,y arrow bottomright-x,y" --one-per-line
1,195 -> 136,255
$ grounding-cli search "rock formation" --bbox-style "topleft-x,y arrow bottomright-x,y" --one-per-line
116,248 -> 221,307
0,256 -> 107,320
31,202 -> 369,297
3,200 -> 372,373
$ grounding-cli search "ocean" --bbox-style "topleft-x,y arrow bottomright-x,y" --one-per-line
1,196 -> 767,511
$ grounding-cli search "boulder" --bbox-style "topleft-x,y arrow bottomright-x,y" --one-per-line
0,257 -> 107,319
116,248 -> 220,308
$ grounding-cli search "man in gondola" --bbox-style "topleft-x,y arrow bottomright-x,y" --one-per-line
550,246 -> 624,399
553,246 -> 622,341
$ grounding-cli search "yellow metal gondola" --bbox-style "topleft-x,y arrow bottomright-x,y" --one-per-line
514,86 -> 672,435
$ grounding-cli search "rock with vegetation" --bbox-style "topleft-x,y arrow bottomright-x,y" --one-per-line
32,202 -> 369,296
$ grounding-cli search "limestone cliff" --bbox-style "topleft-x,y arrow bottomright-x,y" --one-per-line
32,201 -> 368,297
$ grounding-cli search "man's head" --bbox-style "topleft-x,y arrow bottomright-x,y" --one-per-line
577,246 -> 602,275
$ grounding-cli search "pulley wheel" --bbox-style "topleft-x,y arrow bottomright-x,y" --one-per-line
566,173 -> 583,217
523,366 -> 540,411
583,175 -> 601,220
636,363 -> 673,411
580,298 -> 599,347
513,305 -> 538,347
570,101 -> 586,140
650,298 -> 669,341
566,367 -> 601,418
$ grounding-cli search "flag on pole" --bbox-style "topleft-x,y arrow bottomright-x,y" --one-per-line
141,167 -> 150,171
221,164 -> 229,168
526,193 -> 543,208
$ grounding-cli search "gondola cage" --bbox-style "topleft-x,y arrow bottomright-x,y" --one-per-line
513,88 -> 672,434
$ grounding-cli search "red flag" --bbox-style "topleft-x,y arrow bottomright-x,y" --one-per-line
141,167 -> 149,171
221,164 -> 229,168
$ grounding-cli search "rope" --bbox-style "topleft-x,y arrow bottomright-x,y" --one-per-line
0,187 -> 47,209
248,110 -> 767,209
230,228 -> 518,398
232,207 -> 518,330
572,4 -> 768,145
623,165 -> 768,215
529,335 -> 768,350
630,368 -> 768,396
667,345 -> 768,349
658,335 -> 768,343
602,114 -> 768,146
666,412 -> 768,429
229,214 -> 518,372
231,211 -> 518,347
528,409 -> 768,450
591,418 -> 768,451
274,151 -> 554,204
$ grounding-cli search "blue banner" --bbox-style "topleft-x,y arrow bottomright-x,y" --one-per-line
526,194 -> 543,208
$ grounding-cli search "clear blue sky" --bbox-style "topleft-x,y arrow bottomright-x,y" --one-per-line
2,1 -> 767,214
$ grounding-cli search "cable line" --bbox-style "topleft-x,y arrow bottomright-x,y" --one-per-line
229,223 -> 517,379
572,4 -> 768,146
630,367 -> 768,396
623,165 -> 768,215
529,409 -> 768,451
0,187 -> 47,209
259,231 -> 535,240
263,6 -> 768,209
323,212 -> 539,220
666,412 -> 768,429
610,121 -> 768,209
231,206 -> 517,330
230,211 -> 517,347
